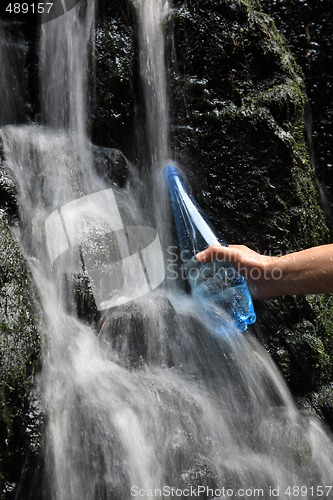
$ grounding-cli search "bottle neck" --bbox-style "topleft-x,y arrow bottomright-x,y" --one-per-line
166,171 -> 221,262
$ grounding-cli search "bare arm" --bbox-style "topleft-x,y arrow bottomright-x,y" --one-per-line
196,244 -> 333,300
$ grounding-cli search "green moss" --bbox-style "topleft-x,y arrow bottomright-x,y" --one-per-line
275,347 -> 291,381
305,294 -> 333,357
245,6 -> 302,82
258,292 -> 333,396
240,0 -> 263,12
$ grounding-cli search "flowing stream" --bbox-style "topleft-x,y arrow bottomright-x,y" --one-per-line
135,0 -> 170,169
1,1 -> 333,499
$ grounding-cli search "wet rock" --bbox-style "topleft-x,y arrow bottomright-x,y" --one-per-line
170,0 -> 325,245
254,293 -> 333,396
92,145 -> 131,188
0,216 -> 42,496
181,460 -> 218,497
0,167 -> 18,223
98,294 -> 175,368
260,0 -> 333,224
313,383 -> 333,428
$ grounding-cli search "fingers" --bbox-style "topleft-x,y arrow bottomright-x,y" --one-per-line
196,245 -> 236,263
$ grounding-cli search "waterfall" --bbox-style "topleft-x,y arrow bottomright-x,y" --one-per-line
39,1 -> 95,137
1,1 -> 333,499
135,0 -> 171,169
133,0 -> 173,254
0,20 -> 25,125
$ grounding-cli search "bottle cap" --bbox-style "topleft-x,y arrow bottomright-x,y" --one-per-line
163,164 -> 181,181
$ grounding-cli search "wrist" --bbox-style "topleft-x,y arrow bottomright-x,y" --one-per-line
263,255 -> 300,298
253,256 -> 286,299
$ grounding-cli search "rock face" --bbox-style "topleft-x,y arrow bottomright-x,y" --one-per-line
0,214 -> 41,496
261,0 -> 333,225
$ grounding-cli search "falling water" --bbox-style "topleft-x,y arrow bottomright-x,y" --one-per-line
133,0 -> 173,252
134,0 -> 171,169
39,1 -> 95,138
0,20 -> 25,125
1,1 -> 333,499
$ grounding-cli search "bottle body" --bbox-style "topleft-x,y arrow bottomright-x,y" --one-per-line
163,165 -> 256,332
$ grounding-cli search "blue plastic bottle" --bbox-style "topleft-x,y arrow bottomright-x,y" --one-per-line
163,165 -> 256,332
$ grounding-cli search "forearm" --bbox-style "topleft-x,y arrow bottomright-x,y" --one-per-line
266,244 -> 333,297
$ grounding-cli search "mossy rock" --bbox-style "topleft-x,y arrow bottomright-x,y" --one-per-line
0,144 -> 18,221
0,216 -> 41,496
170,0 -> 327,246
261,0 -> 333,225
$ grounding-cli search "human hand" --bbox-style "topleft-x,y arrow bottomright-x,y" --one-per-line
196,244 -> 280,299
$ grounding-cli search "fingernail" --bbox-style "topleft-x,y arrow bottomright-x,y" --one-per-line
196,251 -> 204,260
